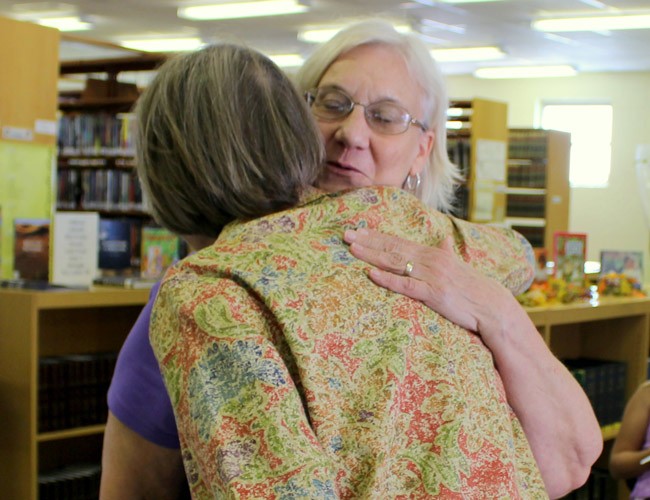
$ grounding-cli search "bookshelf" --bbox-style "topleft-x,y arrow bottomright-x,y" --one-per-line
0,287 -> 149,499
506,128 -> 571,255
57,55 -> 166,218
447,98 -> 508,223
57,54 -> 169,277
0,290 -> 647,498
527,296 -> 650,500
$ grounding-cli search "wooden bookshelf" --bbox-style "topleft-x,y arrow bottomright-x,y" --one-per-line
447,98 -> 508,223
0,287 -> 149,499
506,128 -> 571,255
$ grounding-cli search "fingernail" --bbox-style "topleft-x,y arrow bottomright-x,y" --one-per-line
344,230 -> 356,242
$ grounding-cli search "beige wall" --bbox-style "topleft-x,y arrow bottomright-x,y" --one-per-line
446,71 -> 650,282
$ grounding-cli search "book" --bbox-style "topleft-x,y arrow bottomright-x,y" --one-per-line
51,212 -> 99,287
553,232 -> 587,285
140,226 -> 181,279
600,250 -> 644,283
13,218 -> 50,280
98,218 -> 132,270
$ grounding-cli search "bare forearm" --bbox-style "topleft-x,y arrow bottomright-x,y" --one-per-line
482,298 -> 602,498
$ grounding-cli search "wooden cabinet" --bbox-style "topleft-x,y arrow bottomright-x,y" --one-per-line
506,128 -> 571,255
447,98 -> 508,223
0,287 -> 149,499
527,296 -> 650,499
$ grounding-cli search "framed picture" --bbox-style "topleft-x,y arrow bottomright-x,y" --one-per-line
600,250 -> 644,283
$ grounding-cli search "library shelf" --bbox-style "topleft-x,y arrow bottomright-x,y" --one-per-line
0,287 -> 149,500
447,97 -> 509,223
506,128 -> 571,254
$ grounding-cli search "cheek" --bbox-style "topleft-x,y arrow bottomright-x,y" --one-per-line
316,121 -> 336,145
372,137 -> 420,182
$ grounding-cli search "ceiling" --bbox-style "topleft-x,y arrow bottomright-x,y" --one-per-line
3,0 -> 650,81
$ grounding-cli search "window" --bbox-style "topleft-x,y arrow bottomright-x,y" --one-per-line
540,103 -> 613,187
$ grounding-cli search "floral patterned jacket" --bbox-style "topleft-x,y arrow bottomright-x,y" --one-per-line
151,186 -> 547,499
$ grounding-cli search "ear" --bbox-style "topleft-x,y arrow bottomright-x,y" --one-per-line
409,129 -> 434,177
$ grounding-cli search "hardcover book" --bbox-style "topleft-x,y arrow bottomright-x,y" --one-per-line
140,226 -> 181,279
553,232 -> 587,285
98,218 -> 132,270
13,218 -> 50,280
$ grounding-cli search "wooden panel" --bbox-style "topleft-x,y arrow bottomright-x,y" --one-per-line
544,130 -> 571,255
0,16 -> 59,146
0,292 -> 37,499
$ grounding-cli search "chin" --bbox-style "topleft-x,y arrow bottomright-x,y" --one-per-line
317,174 -> 366,194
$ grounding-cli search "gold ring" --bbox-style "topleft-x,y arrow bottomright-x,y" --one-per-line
404,260 -> 414,277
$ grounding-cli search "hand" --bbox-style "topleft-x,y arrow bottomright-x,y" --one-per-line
343,228 -> 515,339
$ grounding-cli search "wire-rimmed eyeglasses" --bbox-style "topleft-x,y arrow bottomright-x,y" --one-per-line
305,86 -> 428,135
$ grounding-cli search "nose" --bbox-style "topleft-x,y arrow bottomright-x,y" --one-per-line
333,104 -> 371,149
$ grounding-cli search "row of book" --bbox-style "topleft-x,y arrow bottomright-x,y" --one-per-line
507,161 -> 547,188
39,352 -> 118,432
58,112 -> 136,157
12,215 -> 186,282
39,463 -> 101,500
564,357 -> 627,427
508,129 -> 550,160
447,137 -> 471,179
506,193 -> 546,218
56,167 -> 147,212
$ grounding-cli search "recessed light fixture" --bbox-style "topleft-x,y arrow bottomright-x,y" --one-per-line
268,53 -> 304,67
119,38 -> 205,52
178,0 -> 308,21
431,46 -> 505,62
474,65 -> 577,79
298,23 -> 411,43
533,13 -> 650,32
36,16 -> 92,31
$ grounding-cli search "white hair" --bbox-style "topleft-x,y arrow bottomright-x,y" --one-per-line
295,20 -> 462,212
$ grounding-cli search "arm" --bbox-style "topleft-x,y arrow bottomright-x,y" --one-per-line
610,382 -> 650,479
343,228 -> 603,499
101,282 -> 188,499
100,412 -> 187,500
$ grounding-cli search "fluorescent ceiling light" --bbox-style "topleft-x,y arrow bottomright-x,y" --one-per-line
268,53 -> 304,67
298,23 -> 410,43
431,46 -> 505,62
178,0 -> 308,20
37,16 -> 92,31
436,0 -> 504,3
533,14 -> 650,32
120,38 -> 205,52
474,65 -> 577,79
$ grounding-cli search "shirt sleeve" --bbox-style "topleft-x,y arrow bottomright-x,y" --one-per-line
150,273 -> 338,498
107,282 -> 181,449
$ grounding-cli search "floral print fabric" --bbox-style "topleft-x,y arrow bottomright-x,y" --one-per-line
151,186 -> 547,499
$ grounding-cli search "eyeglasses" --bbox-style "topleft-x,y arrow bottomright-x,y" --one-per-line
305,86 -> 428,135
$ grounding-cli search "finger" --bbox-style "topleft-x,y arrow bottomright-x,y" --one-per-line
349,241 -> 411,276
367,268 -> 432,304
344,228 -> 405,254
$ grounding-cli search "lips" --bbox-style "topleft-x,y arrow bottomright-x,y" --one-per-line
327,160 -> 361,175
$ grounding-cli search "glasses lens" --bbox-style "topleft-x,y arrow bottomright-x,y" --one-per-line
366,102 -> 410,135
310,88 -> 352,120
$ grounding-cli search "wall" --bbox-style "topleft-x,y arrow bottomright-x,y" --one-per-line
446,71 -> 650,282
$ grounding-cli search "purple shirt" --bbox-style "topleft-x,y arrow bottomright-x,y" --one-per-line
107,282 -> 180,448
